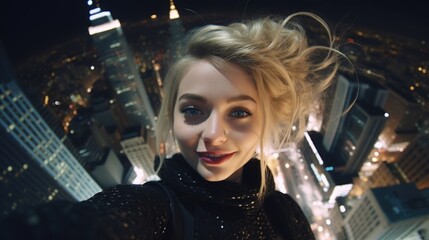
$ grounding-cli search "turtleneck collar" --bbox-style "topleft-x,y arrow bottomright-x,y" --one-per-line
158,153 -> 275,214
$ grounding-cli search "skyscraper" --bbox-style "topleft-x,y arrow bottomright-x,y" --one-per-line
342,184 -> 429,240
0,42 -> 101,216
120,125 -> 157,183
167,0 -> 186,65
87,7 -> 156,129
332,103 -> 387,175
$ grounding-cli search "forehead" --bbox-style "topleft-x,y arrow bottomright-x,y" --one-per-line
177,60 -> 258,102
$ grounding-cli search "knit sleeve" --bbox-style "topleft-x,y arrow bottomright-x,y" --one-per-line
0,184 -> 171,240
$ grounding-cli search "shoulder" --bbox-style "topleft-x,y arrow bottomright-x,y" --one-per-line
86,183 -> 170,209
266,191 -> 303,211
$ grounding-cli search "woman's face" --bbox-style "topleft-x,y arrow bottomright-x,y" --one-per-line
173,60 -> 262,183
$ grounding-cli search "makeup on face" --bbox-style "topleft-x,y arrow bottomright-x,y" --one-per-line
173,60 -> 262,183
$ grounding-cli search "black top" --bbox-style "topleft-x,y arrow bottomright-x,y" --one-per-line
0,154 -> 315,240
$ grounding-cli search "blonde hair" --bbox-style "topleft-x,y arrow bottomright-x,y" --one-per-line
156,12 -> 343,199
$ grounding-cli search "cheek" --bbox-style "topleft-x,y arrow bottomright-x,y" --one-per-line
173,118 -> 199,148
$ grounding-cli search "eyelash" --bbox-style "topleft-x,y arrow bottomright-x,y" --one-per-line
180,106 -> 253,119
229,108 -> 253,119
181,106 -> 203,116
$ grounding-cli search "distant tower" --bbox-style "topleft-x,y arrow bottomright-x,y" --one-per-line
167,0 -> 185,65
0,42 -> 101,216
120,125 -> 158,183
87,5 -> 156,129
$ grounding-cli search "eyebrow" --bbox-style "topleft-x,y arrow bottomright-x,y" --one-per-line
178,93 -> 256,104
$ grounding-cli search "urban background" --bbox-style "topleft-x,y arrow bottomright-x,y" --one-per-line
1,0 -> 428,239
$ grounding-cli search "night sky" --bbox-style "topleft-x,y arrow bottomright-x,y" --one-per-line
1,0 -> 428,65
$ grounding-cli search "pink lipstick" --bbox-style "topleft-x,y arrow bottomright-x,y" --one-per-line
198,152 -> 236,165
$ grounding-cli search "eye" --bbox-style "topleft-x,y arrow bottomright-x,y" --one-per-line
229,108 -> 253,119
181,106 -> 203,116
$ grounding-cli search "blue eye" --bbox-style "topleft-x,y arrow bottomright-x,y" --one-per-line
230,109 -> 252,119
181,106 -> 203,116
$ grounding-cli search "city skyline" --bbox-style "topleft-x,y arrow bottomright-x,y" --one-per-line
1,0 -> 428,64
1,1 -> 429,239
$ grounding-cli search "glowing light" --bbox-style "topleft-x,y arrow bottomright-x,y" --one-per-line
271,153 -> 279,159
169,9 -> 179,19
44,95 -> 49,106
291,125 -> 297,131
132,168 -> 145,184
318,226 -> 324,232
326,219 -> 331,225
169,0 -> 179,19
418,67 -> 423,71
150,14 -> 157,19
54,101 -> 61,106
304,132 -> 324,165
410,85 -> 415,91
87,88 -> 92,93
384,112 -> 389,118
89,8 -> 101,15
372,157 -> 378,162
87,0 -> 93,6
329,184 -> 353,203
285,163 -> 290,168
90,65 -> 95,70
374,151 -> 379,156
7,166 -> 13,172
88,20 -> 121,35
374,141 -> 383,149
296,194 -> 301,199
320,173 -> 330,188
89,11 -> 111,21
339,205 -> 346,213
304,175 -> 309,180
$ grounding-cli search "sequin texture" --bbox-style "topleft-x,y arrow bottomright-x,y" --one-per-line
0,153 -> 315,240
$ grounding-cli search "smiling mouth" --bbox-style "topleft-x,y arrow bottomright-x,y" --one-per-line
197,152 -> 236,165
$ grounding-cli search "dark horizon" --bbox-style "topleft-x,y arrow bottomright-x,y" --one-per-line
1,0 -> 428,65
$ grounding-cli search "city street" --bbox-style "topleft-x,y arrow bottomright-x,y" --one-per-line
271,145 -> 336,240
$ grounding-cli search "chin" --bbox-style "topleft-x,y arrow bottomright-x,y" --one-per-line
198,168 -> 230,182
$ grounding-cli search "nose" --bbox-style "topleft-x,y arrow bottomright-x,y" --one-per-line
202,111 -> 227,145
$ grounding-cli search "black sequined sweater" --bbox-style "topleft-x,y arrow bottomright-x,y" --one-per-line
0,154 -> 315,240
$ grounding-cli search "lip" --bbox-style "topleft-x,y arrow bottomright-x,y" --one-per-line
197,151 -> 236,165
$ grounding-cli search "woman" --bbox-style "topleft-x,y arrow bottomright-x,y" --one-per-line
1,12 -> 342,239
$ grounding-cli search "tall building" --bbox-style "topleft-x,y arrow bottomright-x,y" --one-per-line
323,74 -> 360,151
395,133 -> 429,189
301,131 -> 353,202
379,89 -> 422,146
367,162 -> 405,189
332,103 -> 387,175
323,74 -> 388,152
167,0 -> 186,65
87,7 -> 156,129
120,126 -> 157,183
342,184 -> 429,240
0,42 -> 101,216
